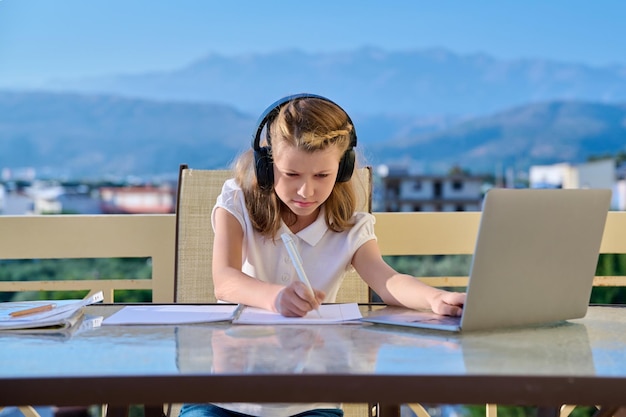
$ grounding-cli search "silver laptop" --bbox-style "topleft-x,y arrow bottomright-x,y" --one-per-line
363,188 -> 612,332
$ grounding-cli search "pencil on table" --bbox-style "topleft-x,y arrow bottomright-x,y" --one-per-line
9,303 -> 56,318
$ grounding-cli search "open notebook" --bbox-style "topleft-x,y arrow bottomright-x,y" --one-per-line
102,303 -> 362,325
363,188 -> 612,332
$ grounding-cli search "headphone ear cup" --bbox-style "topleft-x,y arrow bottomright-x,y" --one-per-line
254,147 -> 274,191
336,149 -> 355,183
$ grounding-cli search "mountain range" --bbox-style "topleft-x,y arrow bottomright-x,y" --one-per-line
2,48 -> 626,179
371,100 -> 626,174
43,47 -> 626,117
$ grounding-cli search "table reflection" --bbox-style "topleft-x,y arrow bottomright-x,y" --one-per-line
176,324 -> 380,374
362,307 -> 596,376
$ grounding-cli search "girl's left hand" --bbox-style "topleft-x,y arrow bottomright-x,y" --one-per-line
431,291 -> 466,317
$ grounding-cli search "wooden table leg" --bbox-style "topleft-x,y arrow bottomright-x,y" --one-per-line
376,403 -> 401,417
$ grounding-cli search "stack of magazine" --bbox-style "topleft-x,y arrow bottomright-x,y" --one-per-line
0,291 -> 104,335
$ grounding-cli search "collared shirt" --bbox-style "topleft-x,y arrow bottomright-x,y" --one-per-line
211,178 -> 377,303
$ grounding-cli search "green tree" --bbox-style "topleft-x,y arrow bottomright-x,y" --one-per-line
0,258 -> 152,302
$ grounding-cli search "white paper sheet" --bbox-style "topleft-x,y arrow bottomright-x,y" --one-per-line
102,304 -> 238,325
233,303 -> 362,325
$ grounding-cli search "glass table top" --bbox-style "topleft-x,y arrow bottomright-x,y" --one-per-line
1,305 -> 625,379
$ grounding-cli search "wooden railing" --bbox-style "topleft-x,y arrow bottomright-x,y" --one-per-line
374,211 -> 626,289
2,211 -> 625,299
0,214 -> 176,302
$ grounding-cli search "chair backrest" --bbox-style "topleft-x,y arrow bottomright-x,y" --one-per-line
174,164 -> 373,304
174,165 -> 230,303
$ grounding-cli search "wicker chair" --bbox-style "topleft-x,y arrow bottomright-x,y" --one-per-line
169,164 -> 374,417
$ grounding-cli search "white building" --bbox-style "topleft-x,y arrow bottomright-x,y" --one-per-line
529,159 -> 625,210
529,159 -> 615,189
376,165 -> 485,212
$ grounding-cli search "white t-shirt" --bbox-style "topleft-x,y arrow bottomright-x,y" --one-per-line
209,178 -> 377,417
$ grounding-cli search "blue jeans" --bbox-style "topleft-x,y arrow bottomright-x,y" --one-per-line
178,404 -> 344,417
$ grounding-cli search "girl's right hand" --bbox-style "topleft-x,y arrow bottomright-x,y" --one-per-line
274,282 -> 325,317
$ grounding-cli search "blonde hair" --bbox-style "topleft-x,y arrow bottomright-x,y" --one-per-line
234,96 -> 358,238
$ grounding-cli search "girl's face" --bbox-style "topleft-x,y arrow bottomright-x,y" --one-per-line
272,143 -> 343,226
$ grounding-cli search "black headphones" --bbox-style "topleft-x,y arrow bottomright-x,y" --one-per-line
251,93 -> 357,191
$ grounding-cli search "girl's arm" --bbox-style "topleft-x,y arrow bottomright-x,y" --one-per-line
212,207 -> 283,311
352,239 -> 465,316
212,207 -> 322,315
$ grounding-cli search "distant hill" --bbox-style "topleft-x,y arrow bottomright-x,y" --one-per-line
0,91 -> 253,178
369,101 -> 626,173
5,47 -> 626,179
41,47 -> 626,117
1,91 -> 625,179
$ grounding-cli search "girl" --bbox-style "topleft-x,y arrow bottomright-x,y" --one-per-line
212,93 -> 465,317
182,93 -> 465,417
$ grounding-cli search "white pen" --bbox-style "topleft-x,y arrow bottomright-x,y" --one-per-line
280,233 -> 322,317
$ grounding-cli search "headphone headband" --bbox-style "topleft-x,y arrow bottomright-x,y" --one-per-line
251,93 -> 357,151
251,93 -> 358,191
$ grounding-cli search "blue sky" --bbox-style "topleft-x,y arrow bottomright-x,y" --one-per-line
1,0 -> 625,87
